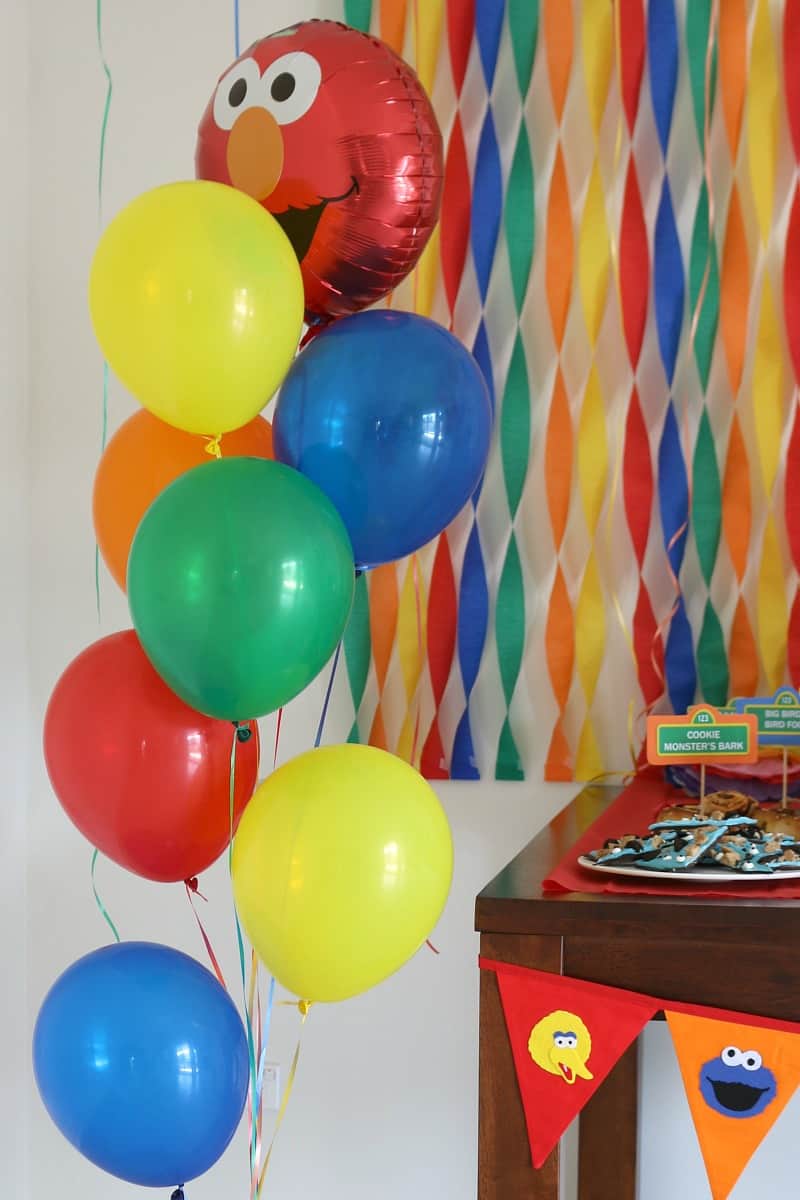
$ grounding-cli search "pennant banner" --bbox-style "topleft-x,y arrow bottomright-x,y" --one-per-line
481,958 -> 800,1197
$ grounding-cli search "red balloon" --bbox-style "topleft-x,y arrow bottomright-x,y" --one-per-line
43,631 -> 260,882
195,20 -> 443,320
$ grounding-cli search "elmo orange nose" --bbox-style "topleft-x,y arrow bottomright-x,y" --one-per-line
226,107 -> 284,201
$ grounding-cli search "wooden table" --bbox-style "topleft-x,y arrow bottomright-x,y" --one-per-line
475,784 -> 800,1200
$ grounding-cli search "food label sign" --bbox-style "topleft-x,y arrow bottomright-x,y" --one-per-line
733,688 -> 800,747
646,705 -> 759,765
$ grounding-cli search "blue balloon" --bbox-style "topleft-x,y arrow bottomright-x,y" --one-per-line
273,310 -> 492,568
33,942 -> 249,1187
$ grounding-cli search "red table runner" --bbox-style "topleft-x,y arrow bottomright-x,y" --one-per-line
542,770 -> 800,898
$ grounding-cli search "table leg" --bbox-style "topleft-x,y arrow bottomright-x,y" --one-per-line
577,1041 -> 638,1200
478,932 -> 563,1200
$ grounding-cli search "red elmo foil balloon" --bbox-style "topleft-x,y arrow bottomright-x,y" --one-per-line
196,20 -> 443,320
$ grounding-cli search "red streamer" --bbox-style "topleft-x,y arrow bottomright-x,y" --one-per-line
623,387 -> 653,566
619,162 -> 650,369
619,0 -> 646,134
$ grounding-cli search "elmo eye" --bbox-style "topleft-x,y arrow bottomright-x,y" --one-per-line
262,52 -> 321,125
722,1045 -> 743,1066
213,58 -> 262,130
742,1051 -> 762,1072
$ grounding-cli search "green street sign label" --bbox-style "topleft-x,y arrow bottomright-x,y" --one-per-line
646,705 -> 759,765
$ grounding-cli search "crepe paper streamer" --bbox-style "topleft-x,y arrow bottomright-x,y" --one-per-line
475,0 -> 505,90
790,594 -> 800,687
344,0 -> 373,31
545,566 -> 575,780
692,410 -> 721,587
658,405 -> 689,577
543,0 -> 573,123
577,368 -> 608,534
579,163 -> 611,346
501,336 -> 531,519
758,516 -> 788,692
90,849 -> 121,943
619,0 -> 646,134
413,0 -> 445,97
686,0 -> 718,149
451,523 -> 489,779
343,572 -> 370,744
747,0 -> 779,244
496,536 -> 525,779
653,180 -> 685,387
753,278 -> 784,496
367,564 -> 399,751
545,370 -> 573,548
720,186 -> 750,396
396,557 -> 428,763
634,586 -> 664,706
719,0 -> 747,160
784,187 -> 800,382
581,1 -> 612,140
508,0 -> 539,96
440,116 -> 471,320
786,404 -> 800,570
729,597 -> 759,700
472,109 -> 503,302
722,415 -> 752,583
546,149 -> 574,346
648,0 -> 678,155
505,125 -> 535,313
575,553 -> 605,710
421,536 -> 457,779
785,0 -> 800,161
623,389 -> 652,568
447,0 -> 476,96
697,601 -> 729,707
380,0 -> 407,53
689,183 -> 720,391
619,162 -> 649,369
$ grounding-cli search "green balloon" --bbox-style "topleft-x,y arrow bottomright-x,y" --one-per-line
128,458 -> 355,720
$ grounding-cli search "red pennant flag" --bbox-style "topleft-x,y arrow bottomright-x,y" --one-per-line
481,960 -> 658,1167
666,1011 -> 800,1200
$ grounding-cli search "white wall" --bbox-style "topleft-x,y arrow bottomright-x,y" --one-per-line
12,1 -> 800,1198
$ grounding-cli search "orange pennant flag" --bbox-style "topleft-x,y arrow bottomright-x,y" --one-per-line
666,1010 -> 800,1199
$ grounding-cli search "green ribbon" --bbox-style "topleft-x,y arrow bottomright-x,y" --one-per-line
343,0 -> 372,32
343,572 -> 370,744
90,849 -> 121,943
686,0 -> 718,150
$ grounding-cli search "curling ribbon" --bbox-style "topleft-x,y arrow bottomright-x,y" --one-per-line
343,572 -> 370,744
494,1 -> 537,780
90,849 -> 120,943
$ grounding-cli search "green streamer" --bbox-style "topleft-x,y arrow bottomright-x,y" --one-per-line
508,0 -> 540,97
692,409 -> 721,586
343,572 -> 370,744
91,849 -> 121,943
501,333 -> 531,516
686,0 -> 718,150
344,0 -> 372,32
689,183 -> 720,392
505,125 -> 535,314
495,536 -> 525,779
697,600 -> 729,705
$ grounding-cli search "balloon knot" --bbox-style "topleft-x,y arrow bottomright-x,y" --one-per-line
298,999 -> 312,1017
170,1188 -> 185,1200
235,723 -> 253,743
204,435 -> 222,459
185,877 -> 199,893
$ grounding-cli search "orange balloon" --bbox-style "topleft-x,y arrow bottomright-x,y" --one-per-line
93,410 -> 274,591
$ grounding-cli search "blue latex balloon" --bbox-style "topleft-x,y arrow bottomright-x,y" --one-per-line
273,310 -> 493,568
33,942 -> 249,1187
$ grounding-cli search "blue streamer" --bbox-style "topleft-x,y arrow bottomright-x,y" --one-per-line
654,179 -> 685,386
648,0 -> 679,154
451,523 -> 489,779
657,403 -> 688,575
471,108 -> 503,302
665,597 -> 696,712
475,0 -> 506,90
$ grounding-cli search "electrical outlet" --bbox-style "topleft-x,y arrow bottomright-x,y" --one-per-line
262,1062 -> 281,1111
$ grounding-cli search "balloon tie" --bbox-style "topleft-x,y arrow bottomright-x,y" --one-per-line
234,721 -> 253,743
90,849 -> 120,943
170,1188 -> 185,1200
204,434 -> 223,459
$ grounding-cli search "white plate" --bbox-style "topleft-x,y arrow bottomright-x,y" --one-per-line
576,855 -> 800,884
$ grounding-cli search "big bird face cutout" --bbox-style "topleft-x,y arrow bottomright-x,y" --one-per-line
528,1011 -> 594,1086
196,20 -> 443,321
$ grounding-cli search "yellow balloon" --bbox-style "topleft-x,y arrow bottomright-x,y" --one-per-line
88,181 -> 304,435
232,745 -> 453,1002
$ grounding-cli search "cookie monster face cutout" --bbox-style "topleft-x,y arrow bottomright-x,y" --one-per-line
700,1045 -> 777,1118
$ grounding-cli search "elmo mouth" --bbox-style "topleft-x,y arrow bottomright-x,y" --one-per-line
274,175 -> 359,263
706,1077 -> 770,1113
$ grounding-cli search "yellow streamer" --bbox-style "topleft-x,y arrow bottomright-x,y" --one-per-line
753,275 -> 784,497
757,515 -> 788,690
577,366 -> 608,535
747,0 -> 778,243
581,0 -> 613,139
395,554 -> 428,762
579,162 -> 611,345
575,552 -> 605,702
411,0 -> 444,97
414,226 -> 441,318
575,719 -> 606,781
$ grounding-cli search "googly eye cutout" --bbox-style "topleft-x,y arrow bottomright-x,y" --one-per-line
742,1051 -> 763,1072
213,58 -> 263,130
721,1045 -> 744,1067
262,52 -> 322,125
